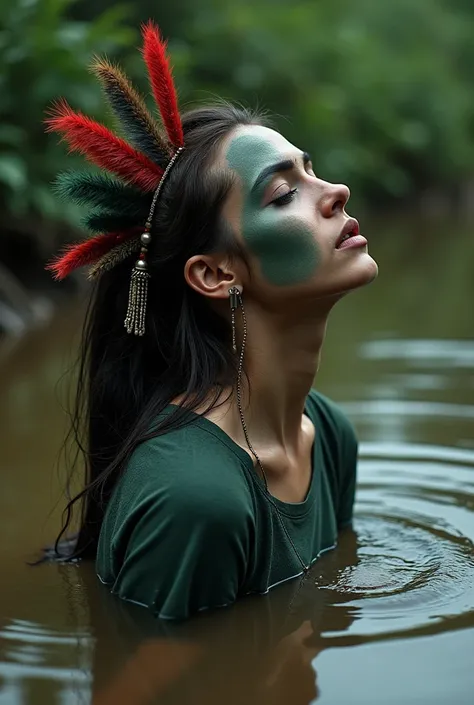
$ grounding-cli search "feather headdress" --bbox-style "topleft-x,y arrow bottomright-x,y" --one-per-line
46,22 -> 184,278
46,21 -> 185,335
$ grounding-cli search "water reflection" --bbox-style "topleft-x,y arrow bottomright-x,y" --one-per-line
0,617 -> 92,705
75,530 -> 360,705
360,339 -> 474,368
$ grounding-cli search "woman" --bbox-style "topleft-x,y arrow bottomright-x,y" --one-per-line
47,22 -> 378,620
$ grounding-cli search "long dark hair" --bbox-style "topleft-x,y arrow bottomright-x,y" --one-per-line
54,103 -> 269,560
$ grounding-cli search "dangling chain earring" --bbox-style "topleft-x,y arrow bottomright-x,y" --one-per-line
229,286 -> 263,483
228,286 -> 310,574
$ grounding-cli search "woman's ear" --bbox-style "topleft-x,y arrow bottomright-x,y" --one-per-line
184,254 -> 241,300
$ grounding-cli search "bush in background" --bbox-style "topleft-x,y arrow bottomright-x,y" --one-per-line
0,0 -> 135,252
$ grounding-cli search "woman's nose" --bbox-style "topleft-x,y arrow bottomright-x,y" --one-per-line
319,182 -> 351,217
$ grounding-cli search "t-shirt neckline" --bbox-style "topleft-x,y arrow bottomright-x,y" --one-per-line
165,395 -> 319,519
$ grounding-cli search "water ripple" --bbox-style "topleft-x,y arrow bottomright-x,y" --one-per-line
0,620 -> 92,700
318,441 -> 474,642
360,339 -> 474,367
343,400 -> 474,420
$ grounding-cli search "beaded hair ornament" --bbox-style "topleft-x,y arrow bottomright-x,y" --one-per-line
45,21 -> 184,336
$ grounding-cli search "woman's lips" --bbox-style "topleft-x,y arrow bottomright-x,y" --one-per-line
336,233 -> 368,250
335,217 -> 367,250
336,218 -> 359,247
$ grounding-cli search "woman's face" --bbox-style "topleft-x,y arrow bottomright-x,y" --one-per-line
219,125 -> 378,303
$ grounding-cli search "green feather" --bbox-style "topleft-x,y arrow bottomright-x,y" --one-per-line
82,209 -> 144,233
54,171 -> 151,217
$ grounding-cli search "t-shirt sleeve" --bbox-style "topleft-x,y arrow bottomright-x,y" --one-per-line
336,411 -> 358,528
308,390 -> 358,529
102,443 -> 253,620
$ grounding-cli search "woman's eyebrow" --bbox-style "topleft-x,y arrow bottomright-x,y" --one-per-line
251,151 -> 312,193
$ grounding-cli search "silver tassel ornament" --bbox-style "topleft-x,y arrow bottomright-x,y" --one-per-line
124,228 -> 152,336
124,146 -> 184,337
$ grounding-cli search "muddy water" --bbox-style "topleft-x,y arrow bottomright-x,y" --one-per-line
0,221 -> 473,704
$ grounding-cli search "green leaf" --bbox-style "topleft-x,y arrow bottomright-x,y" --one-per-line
0,125 -> 26,146
0,155 -> 27,192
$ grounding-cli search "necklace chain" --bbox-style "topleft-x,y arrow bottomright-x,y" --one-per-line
233,289 -> 310,574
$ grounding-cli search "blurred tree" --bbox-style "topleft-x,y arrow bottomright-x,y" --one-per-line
0,0 -> 135,244
167,0 -> 474,204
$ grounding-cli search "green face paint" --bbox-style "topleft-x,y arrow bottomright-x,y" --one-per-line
225,130 -> 320,286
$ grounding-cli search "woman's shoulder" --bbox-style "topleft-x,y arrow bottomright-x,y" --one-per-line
97,416 -> 255,619
115,415 -> 252,510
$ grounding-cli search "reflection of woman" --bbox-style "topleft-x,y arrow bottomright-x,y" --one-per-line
47,22 -> 377,619
81,529 -> 359,705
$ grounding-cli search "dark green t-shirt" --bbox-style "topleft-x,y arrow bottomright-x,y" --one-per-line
96,389 -> 358,620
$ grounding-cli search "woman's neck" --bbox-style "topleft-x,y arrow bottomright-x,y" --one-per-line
234,301 -> 329,449
206,296 -> 335,457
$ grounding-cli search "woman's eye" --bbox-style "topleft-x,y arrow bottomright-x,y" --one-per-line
271,188 -> 298,207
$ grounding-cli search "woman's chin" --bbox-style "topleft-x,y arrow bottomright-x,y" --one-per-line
340,251 -> 379,292
320,254 -> 379,298
359,251 -> 379,284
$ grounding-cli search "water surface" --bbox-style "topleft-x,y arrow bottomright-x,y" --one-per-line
1,222 -> 473,704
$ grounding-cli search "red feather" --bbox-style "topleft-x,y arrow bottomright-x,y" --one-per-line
46,99 -> 163,192
142,21 -> 184,148
46,230 -> 139,280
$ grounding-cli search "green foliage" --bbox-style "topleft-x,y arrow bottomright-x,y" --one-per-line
0,0 -> 136,224
2,0 -> 474,243
166,0 -> 474,202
